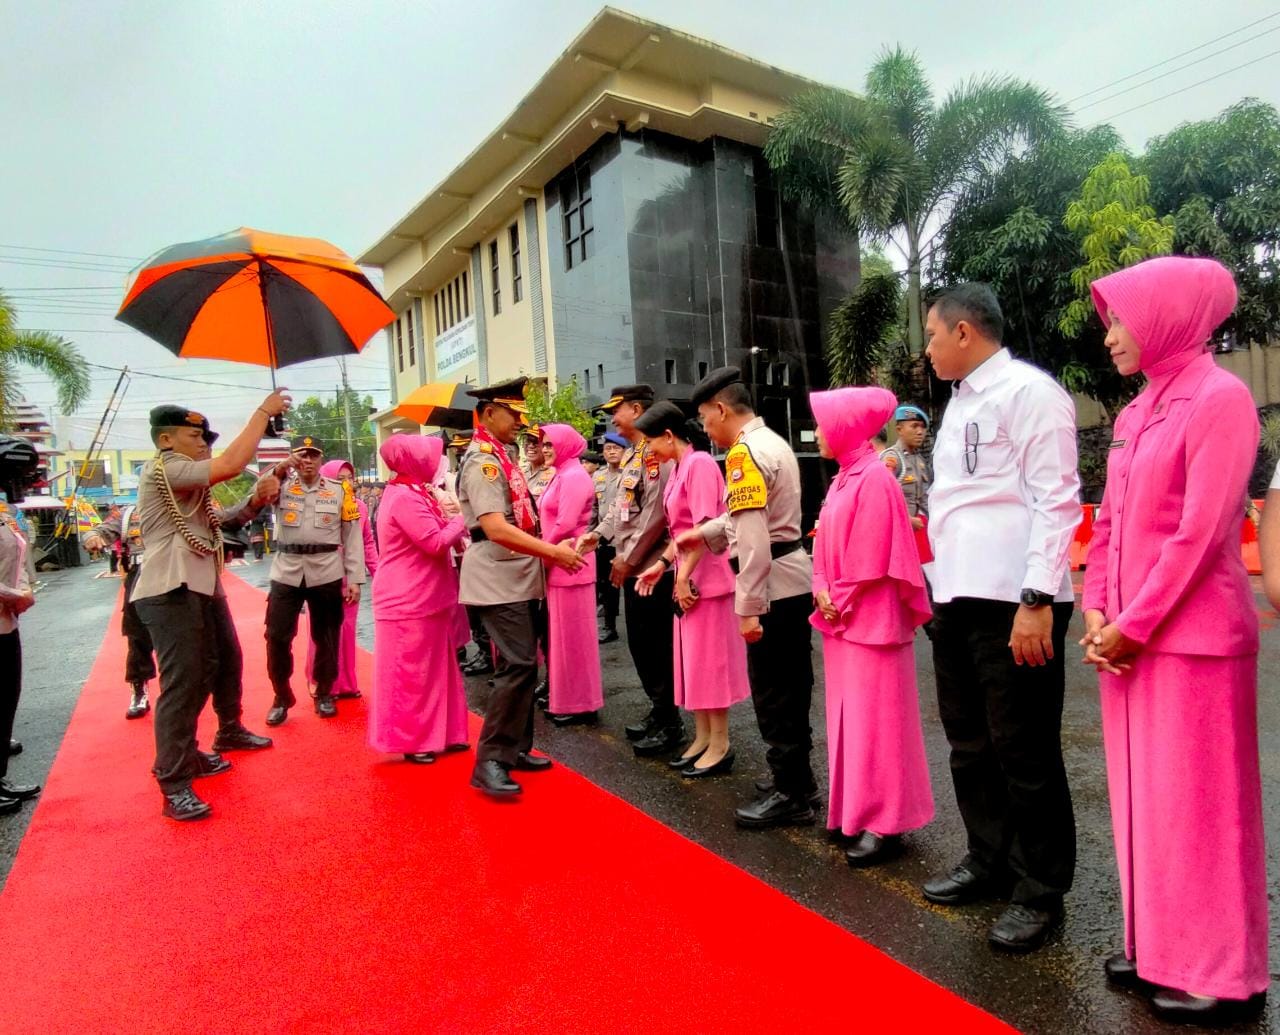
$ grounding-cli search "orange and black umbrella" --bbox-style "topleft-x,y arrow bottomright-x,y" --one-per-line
394,381 -> 476,429
116,227 -> 394,372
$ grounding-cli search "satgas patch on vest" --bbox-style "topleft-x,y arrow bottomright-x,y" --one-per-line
724,444 -> 767,514
481,462 -> 501,482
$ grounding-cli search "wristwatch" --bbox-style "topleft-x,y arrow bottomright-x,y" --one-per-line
1020,589 -> 1054,608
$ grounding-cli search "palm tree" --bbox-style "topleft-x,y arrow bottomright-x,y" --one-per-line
0,289 -> 90,428
764,47 -> 1067,353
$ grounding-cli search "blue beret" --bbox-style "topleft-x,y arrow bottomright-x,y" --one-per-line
603,432 -> 629,449
893,405 -> 929,427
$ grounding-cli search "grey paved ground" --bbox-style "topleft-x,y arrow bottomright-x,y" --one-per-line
6,556 -> 1279,1033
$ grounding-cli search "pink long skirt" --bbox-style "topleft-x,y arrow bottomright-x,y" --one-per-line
1101,653 -> 1268,999
305,600 -> 359,694
369,613 -> 469,754
672,594 -> 750,711
822,637 -> 934,838
547,583 -> 603,715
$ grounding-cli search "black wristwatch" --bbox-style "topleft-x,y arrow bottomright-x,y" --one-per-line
1020,589 -> 1054,608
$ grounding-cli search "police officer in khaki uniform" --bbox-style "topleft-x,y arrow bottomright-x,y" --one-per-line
880,404 -> 931,526
579,385 -> 680,756
686,367 -> 818,828
263,435 -> 366,726
131,398 -> 287,821
458,377 -> 583,797
593,432 -> 627,643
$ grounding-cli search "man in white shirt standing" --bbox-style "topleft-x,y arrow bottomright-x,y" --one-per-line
921,283 -> 1081,954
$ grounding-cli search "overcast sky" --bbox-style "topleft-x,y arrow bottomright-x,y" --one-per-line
6,0 -> 1278,449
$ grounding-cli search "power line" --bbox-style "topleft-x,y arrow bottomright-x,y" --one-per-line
1065,11 -> 1280,103
1075,23 -> 1280,111
0,243 -> 145,262
0,256 -> 132,274
1,285 -> 122,292
1090,46 -> 1280,124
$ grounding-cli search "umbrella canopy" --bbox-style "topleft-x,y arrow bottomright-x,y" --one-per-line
116,227 -> 395,369
394,382 -> 475,429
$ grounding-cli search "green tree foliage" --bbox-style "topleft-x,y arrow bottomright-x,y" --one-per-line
288,387 -> 377,473
0,289 -> 90,429
1143,99 -> 1280,344
522,377 -> 595,437
764,46 -> 1065,354
825,269 -> 902,387
210,473 -> 256,510
1059,153 -> 1174,338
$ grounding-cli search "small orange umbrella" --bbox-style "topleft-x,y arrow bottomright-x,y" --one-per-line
116,227 -> 394,375
394,382 -> 477,429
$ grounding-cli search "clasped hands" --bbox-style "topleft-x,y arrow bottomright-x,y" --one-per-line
1079,609 -> 1139,675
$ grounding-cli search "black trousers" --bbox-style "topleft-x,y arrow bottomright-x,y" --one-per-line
466,604 -> 492,660
746,594 -> 816,797
623,571 -> 678,726
121,564 -> 156,686
265,578 -> 344,697
0,631 -> 20,780
135,588 -> 245,794
596,544 -> 619,631
931,598 -> 1077,908
474,600 -> 540,767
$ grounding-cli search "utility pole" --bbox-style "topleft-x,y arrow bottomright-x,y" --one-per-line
339,357 -> 356,471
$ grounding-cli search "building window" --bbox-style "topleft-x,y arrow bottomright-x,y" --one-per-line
765,362 -> 790,386
697,361 -> 709,381
434,295 -> 442,336
395,317 -> 404,372
432,270 -> 470,336
561,163 -> 593,270
509,224 -> 523,304
406,308 -> 415,367
461,271 -> 470,318
664,359 -> 677,385
597,363 -> 604,387
490,240 -> 501,315
583,368 -> 592,391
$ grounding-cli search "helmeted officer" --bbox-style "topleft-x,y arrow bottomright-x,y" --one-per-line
131,398 -> 287,821
686,367 -> 818,829
457,376 -> 583,797
263,435 -> 366,726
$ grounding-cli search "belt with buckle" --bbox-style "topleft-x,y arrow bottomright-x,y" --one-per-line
277,543 -> 339,555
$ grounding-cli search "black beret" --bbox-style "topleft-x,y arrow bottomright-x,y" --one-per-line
633,400 -> 691,440
597,383 -> 655,412
290,435 -> 325,454
150,405 -> 210,433
690,366 -> 747,408
466,376 -> 529,413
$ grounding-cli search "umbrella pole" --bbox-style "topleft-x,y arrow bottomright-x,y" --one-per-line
257,259 -> 282,433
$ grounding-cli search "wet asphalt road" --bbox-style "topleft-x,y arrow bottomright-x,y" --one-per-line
5,557 -> 1280,1034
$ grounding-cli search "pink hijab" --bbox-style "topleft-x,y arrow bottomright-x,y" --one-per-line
809,386 -> 898,473
539,423 -> 587,469
379,434 -> 443,484
1090,256 -> 1237,381
320,459 -> 354,481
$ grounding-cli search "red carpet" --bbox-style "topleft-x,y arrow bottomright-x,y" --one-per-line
0,573 -> 1011,1033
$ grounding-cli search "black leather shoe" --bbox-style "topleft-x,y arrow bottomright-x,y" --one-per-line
126,683 -> 150,719
0,779 -> 40,801
598,628 -> 619,644
193,751 -> 231,778
923,864 -> 996,906
532,679 -> 549,703
845,831 -> 903,868
1103,953 -> 1153,992
669,747 -> 706,770
404,752 -> 436,764
445,742 -> 470,753
470,760 -> 521,797
7,740 -> 20,757
265,705 -> 289,727
548,711 -> 598,727
625,712 -> 657,741
988,903 -> 1060,953
632,725 -> 685,758
1149,988 -> 1266,1024
754,776 -> 823,805
162,787 -> 211,821
315,694 -> 338,718
332,689 -> 362,700
735,790 -> 816,829
462,656 -> 494,676
212,722 -> 273,752
513,752 -> 553,772
0,796 -> 20,816
682,749 -> 735,778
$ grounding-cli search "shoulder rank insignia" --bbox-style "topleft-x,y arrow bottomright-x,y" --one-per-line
724,443 -> 768,514
478,442 -> 495,454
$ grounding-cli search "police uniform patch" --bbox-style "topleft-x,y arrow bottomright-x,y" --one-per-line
481,462 -> 501,482
283,511 -> 299,525
724,443 -> 767,514
288,485 -> 305,496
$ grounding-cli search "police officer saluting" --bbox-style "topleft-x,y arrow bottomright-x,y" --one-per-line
459,377 -> 583,798
131,396 -> 288,821
263,435 -> 366,726
684,367 -> 818,828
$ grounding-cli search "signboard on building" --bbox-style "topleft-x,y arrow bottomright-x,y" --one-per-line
434,315 -> 478,378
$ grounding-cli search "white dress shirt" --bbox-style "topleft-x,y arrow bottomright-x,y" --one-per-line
927,348 -> 1081,604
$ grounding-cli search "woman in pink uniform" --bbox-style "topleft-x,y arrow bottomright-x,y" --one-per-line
635,401 -> 749,776
369,435 -> 469,764
305,458 -> 378,699
1082,256 -> 1266,1025
808,387 -> 934,867
538,423 -> 603,726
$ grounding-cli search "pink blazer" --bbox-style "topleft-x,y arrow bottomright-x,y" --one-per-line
372,485 -> 466,621
539,464 -> 596,588
1082,353 -> 1259,656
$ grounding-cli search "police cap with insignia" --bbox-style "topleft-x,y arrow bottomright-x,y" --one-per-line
467,376 -> 529,415
690,366 -> 748,408
596,384 -> 655,412
290,435 -> 325,455
447,431 -> 473,450
149,404 -> 218,445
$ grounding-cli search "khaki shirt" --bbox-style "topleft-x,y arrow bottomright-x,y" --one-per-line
701,417 -> 812,616
525,464 -> 553,500
131,452 -> 222,602
90,506 -> 145,553
594,438 -> 672,574
268,473 -> 365,588
880,439 -> 931,516
457,442 -> 544,606
592,465 -> 622,527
